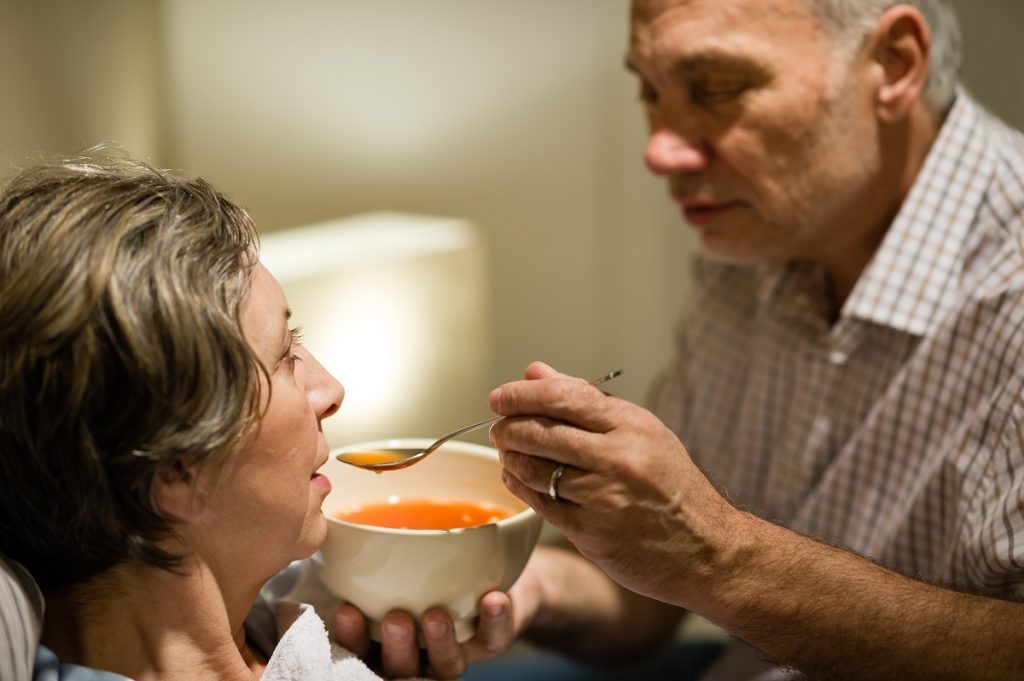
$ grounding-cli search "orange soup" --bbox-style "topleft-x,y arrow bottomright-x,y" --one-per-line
338,450 -> 409,466
337,498 -> 515,530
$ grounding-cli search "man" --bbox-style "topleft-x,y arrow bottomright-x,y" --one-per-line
337,0 -> 1024,679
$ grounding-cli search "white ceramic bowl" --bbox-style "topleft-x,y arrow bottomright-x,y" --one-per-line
316,438 -> 543,642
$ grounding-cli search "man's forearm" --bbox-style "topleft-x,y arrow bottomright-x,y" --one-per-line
704,511 -> 1024,680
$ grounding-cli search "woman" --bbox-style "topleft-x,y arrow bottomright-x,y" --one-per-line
0,152 -> 407,679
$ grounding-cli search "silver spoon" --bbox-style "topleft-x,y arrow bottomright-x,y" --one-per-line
336,369 -> 623,472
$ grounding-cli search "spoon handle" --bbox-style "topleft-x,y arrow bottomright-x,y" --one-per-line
438,413 -> 506,444
436,369 -> 624,446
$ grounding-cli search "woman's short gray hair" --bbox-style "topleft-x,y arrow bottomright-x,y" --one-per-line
805,0 -> 962,114
0,150 -> 262,588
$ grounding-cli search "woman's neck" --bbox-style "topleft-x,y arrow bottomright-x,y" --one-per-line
42,559 -> 268,681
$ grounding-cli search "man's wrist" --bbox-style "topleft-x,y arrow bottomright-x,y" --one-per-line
691,505 -> 779,624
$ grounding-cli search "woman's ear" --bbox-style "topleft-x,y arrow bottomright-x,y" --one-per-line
869,5 -> 931,123
151,458 -> 209,523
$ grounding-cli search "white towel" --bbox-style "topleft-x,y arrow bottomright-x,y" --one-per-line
261,600 -> 384,681
260,561 -> 431,681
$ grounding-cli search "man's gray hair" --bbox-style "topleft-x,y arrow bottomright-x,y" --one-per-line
805,0 -> 961,114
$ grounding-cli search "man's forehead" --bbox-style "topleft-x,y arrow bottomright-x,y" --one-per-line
631,0 -> 812,24
628,0 -> 825,63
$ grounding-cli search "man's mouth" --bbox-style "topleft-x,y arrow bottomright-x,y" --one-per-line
679,200 -> 738,227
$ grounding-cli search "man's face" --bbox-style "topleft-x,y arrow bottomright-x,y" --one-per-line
629,0 -> 883,264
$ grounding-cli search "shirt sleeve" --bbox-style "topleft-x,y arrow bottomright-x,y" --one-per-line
1,554 -> 44,681
956,392 -> 1024,599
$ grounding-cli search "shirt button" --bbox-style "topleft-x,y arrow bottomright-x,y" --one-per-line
828,349 -> 848,365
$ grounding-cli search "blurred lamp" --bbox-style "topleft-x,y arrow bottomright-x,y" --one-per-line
259,211 -> 491,449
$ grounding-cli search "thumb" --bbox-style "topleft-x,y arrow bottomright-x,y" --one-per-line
523,360 -> 565,380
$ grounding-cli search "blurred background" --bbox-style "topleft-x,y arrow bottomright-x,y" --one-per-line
1,0 -> 1022,447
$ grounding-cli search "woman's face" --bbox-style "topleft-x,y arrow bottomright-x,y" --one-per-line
194,263 -> 343,581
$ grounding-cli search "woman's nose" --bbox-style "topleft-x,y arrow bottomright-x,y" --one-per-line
303,349 -> 343,420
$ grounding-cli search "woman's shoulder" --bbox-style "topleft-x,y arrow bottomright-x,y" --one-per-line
33,646 -> 131,681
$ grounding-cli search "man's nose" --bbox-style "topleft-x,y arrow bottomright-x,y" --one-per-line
644,126 -> 709,176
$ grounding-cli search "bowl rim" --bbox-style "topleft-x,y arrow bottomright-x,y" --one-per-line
324,437 -> 539,536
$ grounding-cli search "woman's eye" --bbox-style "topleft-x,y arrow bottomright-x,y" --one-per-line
285,326 -> 304,366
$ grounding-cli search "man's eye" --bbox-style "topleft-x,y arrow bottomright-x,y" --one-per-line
637,81 -> 659,105
691,80 -> 748,103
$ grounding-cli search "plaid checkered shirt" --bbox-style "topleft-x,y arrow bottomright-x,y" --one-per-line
651,91 -> 1024,679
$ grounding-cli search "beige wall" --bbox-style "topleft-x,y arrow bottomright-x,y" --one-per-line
1,0 -> 1022,418
951,0 -> 1024,129
158,0 -> 690,409
0,0 -> 163,168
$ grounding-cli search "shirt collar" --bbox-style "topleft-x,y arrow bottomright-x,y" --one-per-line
757,259 -> 832,328
841,91 -> 998,336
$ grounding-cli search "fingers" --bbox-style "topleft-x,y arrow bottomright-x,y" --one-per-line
489,370 -> 620,433
332,602 -> 371,658
420,591 -> 515,677
379,611 -> 421,679
501,452 -> 581,505
339,596 -> 518,680
419,610 -> 466,679
499,464 -> 582,539
492,415 -> 601,470
461,591 -> 516,660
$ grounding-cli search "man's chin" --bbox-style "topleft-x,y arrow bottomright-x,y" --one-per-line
696,237 -> 763,265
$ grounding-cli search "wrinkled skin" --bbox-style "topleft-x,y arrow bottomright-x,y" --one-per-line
488,362 -> 736,611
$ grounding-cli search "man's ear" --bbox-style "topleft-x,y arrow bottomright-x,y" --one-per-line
869,5 -> 931,123
151,458 -> 209,523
